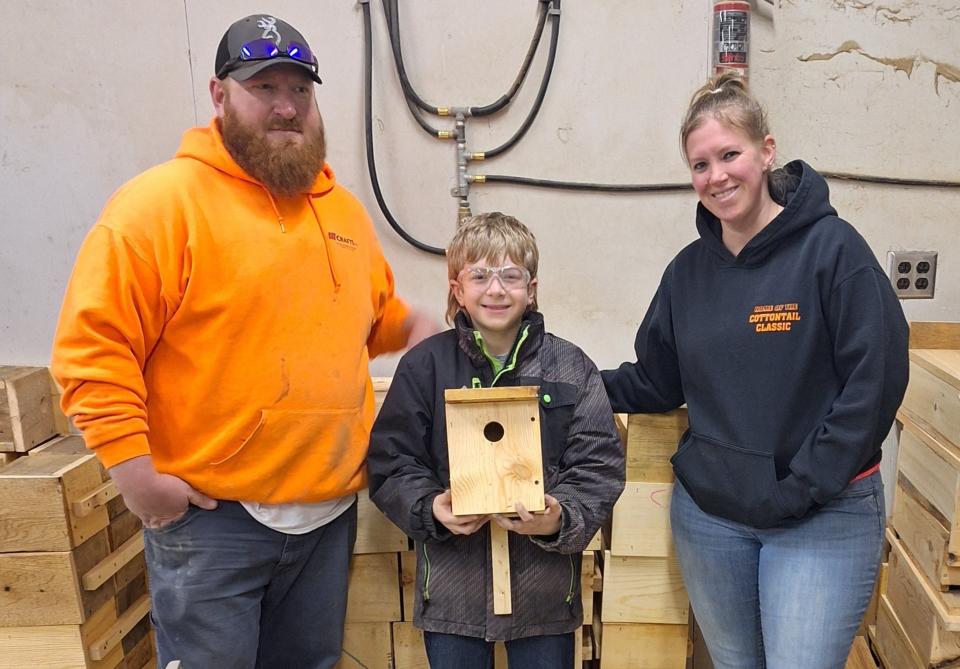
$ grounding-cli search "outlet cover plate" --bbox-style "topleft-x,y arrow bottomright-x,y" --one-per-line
887,250 -> 937,299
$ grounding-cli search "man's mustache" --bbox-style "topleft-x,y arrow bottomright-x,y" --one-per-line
269,120 -> 303,132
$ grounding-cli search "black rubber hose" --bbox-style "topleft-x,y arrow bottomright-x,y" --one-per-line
386,0 -> 553,119
382,0 -> 440,115
380,0 -> 445,137
362,1 -> 446,256
469,1 -> 550,117
478,172 -> 960,193
479,175 -> 692,193
478,0 -> 561,159
820,172 -> 960,189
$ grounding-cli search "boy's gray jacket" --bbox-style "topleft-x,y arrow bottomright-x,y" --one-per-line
367,311 -> 625,641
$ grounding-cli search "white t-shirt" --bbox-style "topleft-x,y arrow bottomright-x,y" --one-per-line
241,493 -> 356,535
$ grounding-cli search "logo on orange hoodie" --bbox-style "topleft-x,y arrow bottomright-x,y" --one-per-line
328,231 -> 358,249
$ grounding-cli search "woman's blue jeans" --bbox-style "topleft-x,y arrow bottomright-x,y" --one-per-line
423,631 -> 574,669
671,472 -> 884,669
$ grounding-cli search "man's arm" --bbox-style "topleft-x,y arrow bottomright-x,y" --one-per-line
52,223 -> 215,527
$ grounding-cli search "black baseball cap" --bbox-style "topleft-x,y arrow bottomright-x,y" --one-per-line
215,14 -> 322,84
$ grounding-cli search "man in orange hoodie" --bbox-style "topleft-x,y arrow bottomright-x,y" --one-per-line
52,14 -> 434,669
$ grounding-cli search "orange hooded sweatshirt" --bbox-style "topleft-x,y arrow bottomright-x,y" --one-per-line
51,119 -> 410,504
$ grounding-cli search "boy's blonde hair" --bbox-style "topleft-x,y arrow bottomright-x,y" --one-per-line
446,212 -> 539,325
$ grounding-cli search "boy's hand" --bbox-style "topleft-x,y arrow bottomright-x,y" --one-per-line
493,495 -> 563,536
432,489 -> 490,535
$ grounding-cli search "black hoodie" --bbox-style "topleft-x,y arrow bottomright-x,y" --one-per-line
603,160 -> 909,528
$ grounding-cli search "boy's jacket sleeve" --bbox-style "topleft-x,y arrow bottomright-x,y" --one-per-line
367,348 -> 451,543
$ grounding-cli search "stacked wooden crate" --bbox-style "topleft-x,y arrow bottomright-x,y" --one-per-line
594,410 -> 691,669
0,446 -> 153,668
0,366 -> 60,469
871,323 -> 960,669
338,489 -> 410,669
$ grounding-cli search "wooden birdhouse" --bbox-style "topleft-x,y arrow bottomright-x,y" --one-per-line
444,386 -> 545,517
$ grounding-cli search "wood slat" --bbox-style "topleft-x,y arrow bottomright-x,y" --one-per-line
886,529 -> 960,631
600,551 -> 688,625
873,596 -> 925,669
82,532 -> 144,592
610,482 -> 673,557
902,357 -> 960,452
909,322 -> 960,350
886,531 -> 960,665
490,523 -> 512,615
337,622 -> 392,669
444,386 -> 539,403
598,622 -> 688,669
87,594 -> 150,661
73,481 -> 120,518
345,553 -> 401,624
354,489 -> 408,554
625,410 -> 687,482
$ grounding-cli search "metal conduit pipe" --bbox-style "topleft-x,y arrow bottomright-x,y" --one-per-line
360,0 -> 447,256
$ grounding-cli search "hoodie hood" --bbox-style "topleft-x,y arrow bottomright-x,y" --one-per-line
175,117 -> 336,197
695,160 -> 838,266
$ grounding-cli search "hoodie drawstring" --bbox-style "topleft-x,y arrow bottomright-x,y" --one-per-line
309,197 -> 341,293
263,188 -> 286,234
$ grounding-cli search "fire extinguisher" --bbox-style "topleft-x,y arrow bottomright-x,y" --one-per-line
712,1 -> 750,78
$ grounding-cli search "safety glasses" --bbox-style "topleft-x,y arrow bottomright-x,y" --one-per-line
458,266 -> 531,290
217,38 -> 318,78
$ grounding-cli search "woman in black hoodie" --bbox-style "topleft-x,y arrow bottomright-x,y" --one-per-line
603,72 -> 908,668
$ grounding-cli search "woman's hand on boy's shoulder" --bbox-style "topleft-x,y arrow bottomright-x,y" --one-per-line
493,495 -> 562,537
432,489 -> 491,535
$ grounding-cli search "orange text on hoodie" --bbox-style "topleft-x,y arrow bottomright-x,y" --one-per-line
51,119 -> 411,504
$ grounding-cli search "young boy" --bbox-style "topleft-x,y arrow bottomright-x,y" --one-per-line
367,212 -> 625,668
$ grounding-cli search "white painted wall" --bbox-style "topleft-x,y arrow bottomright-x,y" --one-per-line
2,1 -> 957,512
1,2 -> 957,501
2,0 -> 956,371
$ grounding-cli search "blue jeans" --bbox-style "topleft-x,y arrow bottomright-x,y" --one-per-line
144,500 -> 357,669
423,631 -> 574,669
671,472 -> 884,669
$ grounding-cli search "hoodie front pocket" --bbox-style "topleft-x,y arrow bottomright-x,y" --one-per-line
671,431 -> 787,528
209,407 -> 367,502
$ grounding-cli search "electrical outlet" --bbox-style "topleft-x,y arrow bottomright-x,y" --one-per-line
887,250 -> 937,299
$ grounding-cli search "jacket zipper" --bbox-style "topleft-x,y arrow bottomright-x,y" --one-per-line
422,543 -> 432,604
564,554 -> 576,606
471,324 -> 531,388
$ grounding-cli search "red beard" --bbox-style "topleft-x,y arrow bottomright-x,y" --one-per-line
221,106 -> 327,197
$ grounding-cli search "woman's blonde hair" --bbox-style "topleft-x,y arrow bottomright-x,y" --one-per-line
679,71 -> 770,162
445,212 -> 539,325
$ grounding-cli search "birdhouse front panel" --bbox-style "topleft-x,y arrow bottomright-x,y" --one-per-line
444,386 -> 546,516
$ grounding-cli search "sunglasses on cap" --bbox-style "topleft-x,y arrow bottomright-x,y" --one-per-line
216,38 -> 318,79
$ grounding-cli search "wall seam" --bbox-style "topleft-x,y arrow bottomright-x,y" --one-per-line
183,0 -> 199,126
